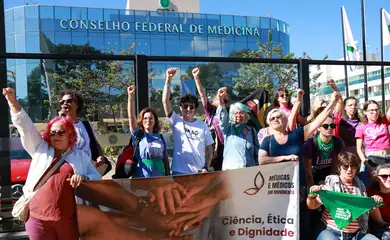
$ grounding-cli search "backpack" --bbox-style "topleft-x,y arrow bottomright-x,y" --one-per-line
112,130 -> 166,179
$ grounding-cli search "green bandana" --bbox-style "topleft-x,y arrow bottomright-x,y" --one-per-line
234,124 -> 246,135
311,190 -> 383,230
317,135 -> 334,162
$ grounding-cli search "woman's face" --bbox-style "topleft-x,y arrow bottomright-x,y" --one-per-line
234,110 -> 246,124
339,164 -> 357,183
365,103 -> 380,123
278,91 -> 289,105
143,112 -> 155,131
49,121 -> 69,152
377,167 -> 390,190
344,99 -> 358,116
318,117 -> 335,138
269,111 -> 285,130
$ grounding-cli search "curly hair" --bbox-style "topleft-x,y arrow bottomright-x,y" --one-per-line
58,89 -> 84,115
136,107 -> 161,133
272,88 -> 293,109
43,117 -> 78,150
179,94 -> 199,109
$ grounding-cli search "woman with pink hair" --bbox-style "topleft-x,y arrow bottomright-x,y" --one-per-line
3,88 -> 100,240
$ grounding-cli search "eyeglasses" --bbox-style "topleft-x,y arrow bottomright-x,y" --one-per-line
367,108 -> 379,113
59,99 -> 73,105
270,115 -> 282,122
341,165 -> 357,171
182,104 -> 195,110
322,123 -> 336,130
279,94 -> 288,98
378,174 -> 390,180
49,130 -> 67,137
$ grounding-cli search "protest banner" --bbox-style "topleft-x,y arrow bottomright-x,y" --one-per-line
75,162 -> 299,240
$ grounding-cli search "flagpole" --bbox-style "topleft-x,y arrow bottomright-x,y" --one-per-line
380,8 -> 386,113
341,7 -> 350,98
361,0 -> 368,102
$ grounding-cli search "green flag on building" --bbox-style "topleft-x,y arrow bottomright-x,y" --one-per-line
312,190 -> 383,230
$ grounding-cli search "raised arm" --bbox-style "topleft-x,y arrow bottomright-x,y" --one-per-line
303,91 -> 339,141
288,89 -> 304,131
327,79 -> 344,115
127,85 -> 137,132
215,87 -> 229,134
386,103 -> 390,122
3,88 -> 42,156
192,67 -> 208,108
162,68 -> 177,117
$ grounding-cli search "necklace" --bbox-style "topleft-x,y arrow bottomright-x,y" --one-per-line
317,135 -> 334,161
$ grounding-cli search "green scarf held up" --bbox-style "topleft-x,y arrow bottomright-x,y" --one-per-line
234,124 -> 246,135
310,190 -> 383,230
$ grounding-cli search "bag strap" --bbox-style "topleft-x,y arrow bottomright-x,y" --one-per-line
250,127 -> 257,160
33,150 -> 72,192
82,120 -> 99,161
131,129 -> 144,164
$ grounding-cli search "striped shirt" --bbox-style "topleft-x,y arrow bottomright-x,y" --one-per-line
317,183 -> 360,233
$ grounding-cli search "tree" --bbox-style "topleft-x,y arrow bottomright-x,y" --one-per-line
232,30 -> 327,96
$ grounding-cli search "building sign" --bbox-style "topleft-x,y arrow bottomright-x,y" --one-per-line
59,19 -> 261,37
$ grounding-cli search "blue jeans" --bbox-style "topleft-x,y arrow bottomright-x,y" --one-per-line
317,227 -> 378,240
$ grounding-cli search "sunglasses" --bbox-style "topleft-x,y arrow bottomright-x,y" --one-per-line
279,94 -> 288,98
378,174 -> 390,180
322,123 -> 336,130
270,115 -> 282,122
182,104 -> 195,110
59,99 -> 73,105
341,165 -> 357,171
50,130 -> 67,137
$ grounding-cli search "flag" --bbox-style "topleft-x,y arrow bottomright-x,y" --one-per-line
313,190 -> 382,230
342,6 -> 360,71
382,9 -> 390,46
239,88 -> 271,131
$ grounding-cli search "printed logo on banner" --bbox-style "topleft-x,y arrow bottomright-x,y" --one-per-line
243,171 -> 265,195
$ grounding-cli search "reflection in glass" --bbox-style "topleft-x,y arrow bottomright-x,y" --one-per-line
39,6 -> 54,19
88,8 -> 103,21
13,7 -> 25,21
25,6 -> 38,19
72,7 -> 87,20
55,6 -> 70,19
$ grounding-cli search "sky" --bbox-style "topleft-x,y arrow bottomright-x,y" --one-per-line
4,0 -> 390,60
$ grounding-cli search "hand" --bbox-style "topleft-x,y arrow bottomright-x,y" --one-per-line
176,191 -> 219,214
331,91 -> 340,103
147,182 -> 187,215
128,85 -> 135,98
2,88 -> 16,104
371,195 -> 383,204
297,89 -> 304,98
95,156 -> 107,168
166,68 -> 178,83
58,107 -> 68,117
217,87 -> 227,104
327,79 -> 335,86
198,168 -> 207,174
285,154 -> 298,161
192,67 -> 200,80
308,185 -> 322,199
67,174 -> 86,188
138,204 -> 179,231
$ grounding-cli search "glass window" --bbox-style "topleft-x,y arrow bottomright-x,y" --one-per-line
13,20 -> 24,34
271,30 -> 280,42
55,7 -> 70,19
72,36 -> 88,46
165,12 -> 179,25
208,38 -> 221,57
5,10 -> 14,35
120,34 -> 135,53
6,35 -> 15,52
194,36 -> 207,56
72,7 -> 87,20
40,6 -> 54,19
150,62 -> 167,80
234,41 -> 248,52
26,32 -> 39,53
234,16 -> 246,27
135,10 -> 149,22
260,18 -> 270,29
26,20 -> 39,31
13,7 -> 25,21
286,24 -> 290,35
15,32 -> 26,52
72,31 -> 88,37
271,19 -> 279,31
193,14 -> 207,36
221,15 -> 233,26
280,21 -> 286,33
119,10 -> 135,22
222,41 -> 234,57
25,6 -> 38,19
105,36 -> 120,53
135,38 -> 151,55
149,12 -> 165,35
247,41 -> 259,51
88,8 -> 103,21
41,31 -> 55,46
247,16 -> 260,28
55,31 -> 71,45
89,37 -> 104,52
207,14 -> 220,27
104,9 -> 119,21
180,39 -> 194,56
261,29 -> 270,40
179,13 -> 193,34
40,19 -> 54,31
150,37 -> 166,56
165,36 -> 180,56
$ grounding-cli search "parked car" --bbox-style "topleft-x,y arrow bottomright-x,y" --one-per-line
10,149 -> 31,199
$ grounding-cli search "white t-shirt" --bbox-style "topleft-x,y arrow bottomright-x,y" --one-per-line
73,121 -> 98,160
168,112 -> 214,174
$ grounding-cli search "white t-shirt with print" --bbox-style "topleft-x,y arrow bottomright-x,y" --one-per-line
168,112 -> 214,174
73,121 -> 98,160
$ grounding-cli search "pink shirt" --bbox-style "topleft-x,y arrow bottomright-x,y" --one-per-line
355,117 -> 390,152
279,106 -> 292,119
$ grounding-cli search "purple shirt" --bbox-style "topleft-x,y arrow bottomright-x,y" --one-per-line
337,112 -> 360,147
204,101 -> 224,144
